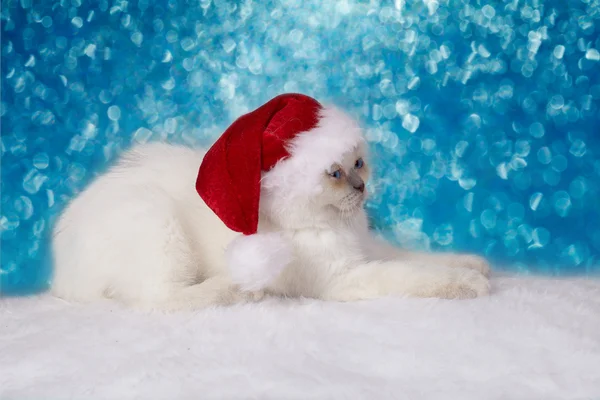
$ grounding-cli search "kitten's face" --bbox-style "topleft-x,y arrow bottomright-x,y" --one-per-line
259,143 -> 370,229
317,146 -> 370,214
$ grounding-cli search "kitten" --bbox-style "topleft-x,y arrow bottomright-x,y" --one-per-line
51,140 -> 490,310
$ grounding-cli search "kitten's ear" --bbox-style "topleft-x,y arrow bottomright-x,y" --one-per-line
226,232 -> 292,291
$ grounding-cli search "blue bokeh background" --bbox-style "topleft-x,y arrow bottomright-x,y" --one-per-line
2,0 -> 599,294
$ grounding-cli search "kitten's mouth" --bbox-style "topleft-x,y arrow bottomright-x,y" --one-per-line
337,193 -> 366,214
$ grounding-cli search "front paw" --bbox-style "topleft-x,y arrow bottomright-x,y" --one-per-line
429,268 -> 490,300
448,254 -> 491,277
238,289 -> 266,303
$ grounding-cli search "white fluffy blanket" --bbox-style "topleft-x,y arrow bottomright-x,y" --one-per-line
2,275 -> 599,400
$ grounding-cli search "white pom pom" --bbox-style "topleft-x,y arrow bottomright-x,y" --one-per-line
225,232 -> 292,291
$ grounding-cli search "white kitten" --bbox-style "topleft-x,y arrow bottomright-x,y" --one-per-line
52,118 -> 490,311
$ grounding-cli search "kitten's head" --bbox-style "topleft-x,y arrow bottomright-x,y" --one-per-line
317,144 -> 370,214
259,107 -> 370,230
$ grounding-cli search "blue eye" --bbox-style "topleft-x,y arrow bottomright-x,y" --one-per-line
331,170 -> 342,179
355,158 -> 364,169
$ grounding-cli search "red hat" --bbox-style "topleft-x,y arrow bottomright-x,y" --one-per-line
196,93 -> 322,236
196,93 -> 364,291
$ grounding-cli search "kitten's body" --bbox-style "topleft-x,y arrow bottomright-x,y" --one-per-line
52,141 -> 490,310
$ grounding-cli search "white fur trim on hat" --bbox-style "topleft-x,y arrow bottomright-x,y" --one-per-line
261,105 -> 366,200
290,105 -> 365,170
225,232 -> 292,291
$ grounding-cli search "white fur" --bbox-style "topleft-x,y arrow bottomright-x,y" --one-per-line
226,233 -> 292,291
52,106 -> 491,310
4,277 -> 600,399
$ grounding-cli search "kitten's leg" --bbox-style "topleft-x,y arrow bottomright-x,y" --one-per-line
322,261 -> 490,302
432,253 -> 490,276
365,237 -> 491,277
393,249 -> 491,277
142,276 -> 265,311
94,198 -> 263,311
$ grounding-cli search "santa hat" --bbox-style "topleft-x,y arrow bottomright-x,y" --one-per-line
196,93 -> 364,291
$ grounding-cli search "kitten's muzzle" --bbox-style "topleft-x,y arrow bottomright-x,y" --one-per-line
347,170 -> 365,193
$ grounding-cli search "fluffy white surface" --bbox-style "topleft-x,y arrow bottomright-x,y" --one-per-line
2,275 -> 599,400
226,232 -> 292,291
